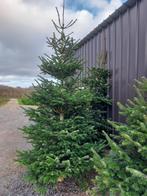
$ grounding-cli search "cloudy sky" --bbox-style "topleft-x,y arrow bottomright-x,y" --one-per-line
0,0 -> 126,87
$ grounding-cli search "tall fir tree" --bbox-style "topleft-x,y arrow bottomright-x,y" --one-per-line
92,77 -> 147,196
18,2 -> 105,192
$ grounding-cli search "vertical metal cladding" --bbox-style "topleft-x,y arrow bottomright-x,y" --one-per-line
75,0 -> 147,121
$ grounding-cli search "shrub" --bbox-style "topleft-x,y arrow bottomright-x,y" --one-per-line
92,77 -> 147,195
18,96 -> 35,106
84,67 -> 111,139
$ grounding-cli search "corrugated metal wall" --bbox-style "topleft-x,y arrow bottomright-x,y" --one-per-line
75,0 -> 147,121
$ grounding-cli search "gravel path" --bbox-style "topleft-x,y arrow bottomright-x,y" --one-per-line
0,99 -> 87,196
0,99 -> 30,195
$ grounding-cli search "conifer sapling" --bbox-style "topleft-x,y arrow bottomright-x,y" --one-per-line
92,77 -> 147,196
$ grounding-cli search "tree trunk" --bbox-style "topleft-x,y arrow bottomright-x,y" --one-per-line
60,113 -> 64,121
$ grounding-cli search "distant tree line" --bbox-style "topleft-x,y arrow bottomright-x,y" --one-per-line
0,85 -> 33,98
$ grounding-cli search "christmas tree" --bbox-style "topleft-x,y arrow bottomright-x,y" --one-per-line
92,77 -> 147,195
18,3 -> 105,193
84,67 -> 111,139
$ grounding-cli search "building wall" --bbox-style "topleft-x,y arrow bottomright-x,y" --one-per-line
75,0 -> 147,121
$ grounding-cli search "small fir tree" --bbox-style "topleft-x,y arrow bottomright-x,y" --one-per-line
84,67 -> 111,139
18,4 -> 105,193
92,77 -> 147,196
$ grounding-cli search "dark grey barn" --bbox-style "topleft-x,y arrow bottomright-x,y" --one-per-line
75,0 -> 147,121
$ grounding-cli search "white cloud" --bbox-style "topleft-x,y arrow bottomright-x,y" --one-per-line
0,75 -> 35,87
0,0 -> 123,87
96,0 -> 122,22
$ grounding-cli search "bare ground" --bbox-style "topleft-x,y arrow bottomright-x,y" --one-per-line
0,99 -> 87,196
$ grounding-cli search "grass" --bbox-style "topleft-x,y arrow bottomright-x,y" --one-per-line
0,97 -> 9,106
18,96 -> 36,106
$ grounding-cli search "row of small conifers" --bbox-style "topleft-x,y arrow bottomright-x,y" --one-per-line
17,8 -> 147,196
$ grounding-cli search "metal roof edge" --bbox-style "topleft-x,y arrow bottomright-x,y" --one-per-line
77,0 -> 141,48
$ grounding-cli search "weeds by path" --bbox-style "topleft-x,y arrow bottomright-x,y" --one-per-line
0,97 -> 9,106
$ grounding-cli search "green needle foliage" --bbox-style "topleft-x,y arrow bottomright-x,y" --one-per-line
92,77 -> 147,196
17,6 -> 105,193
84,67 -> 111,139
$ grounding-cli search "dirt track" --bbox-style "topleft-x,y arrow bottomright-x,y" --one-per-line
0,99 -> 30,195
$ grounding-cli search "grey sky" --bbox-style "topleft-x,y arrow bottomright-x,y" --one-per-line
0,0 -> 123,87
